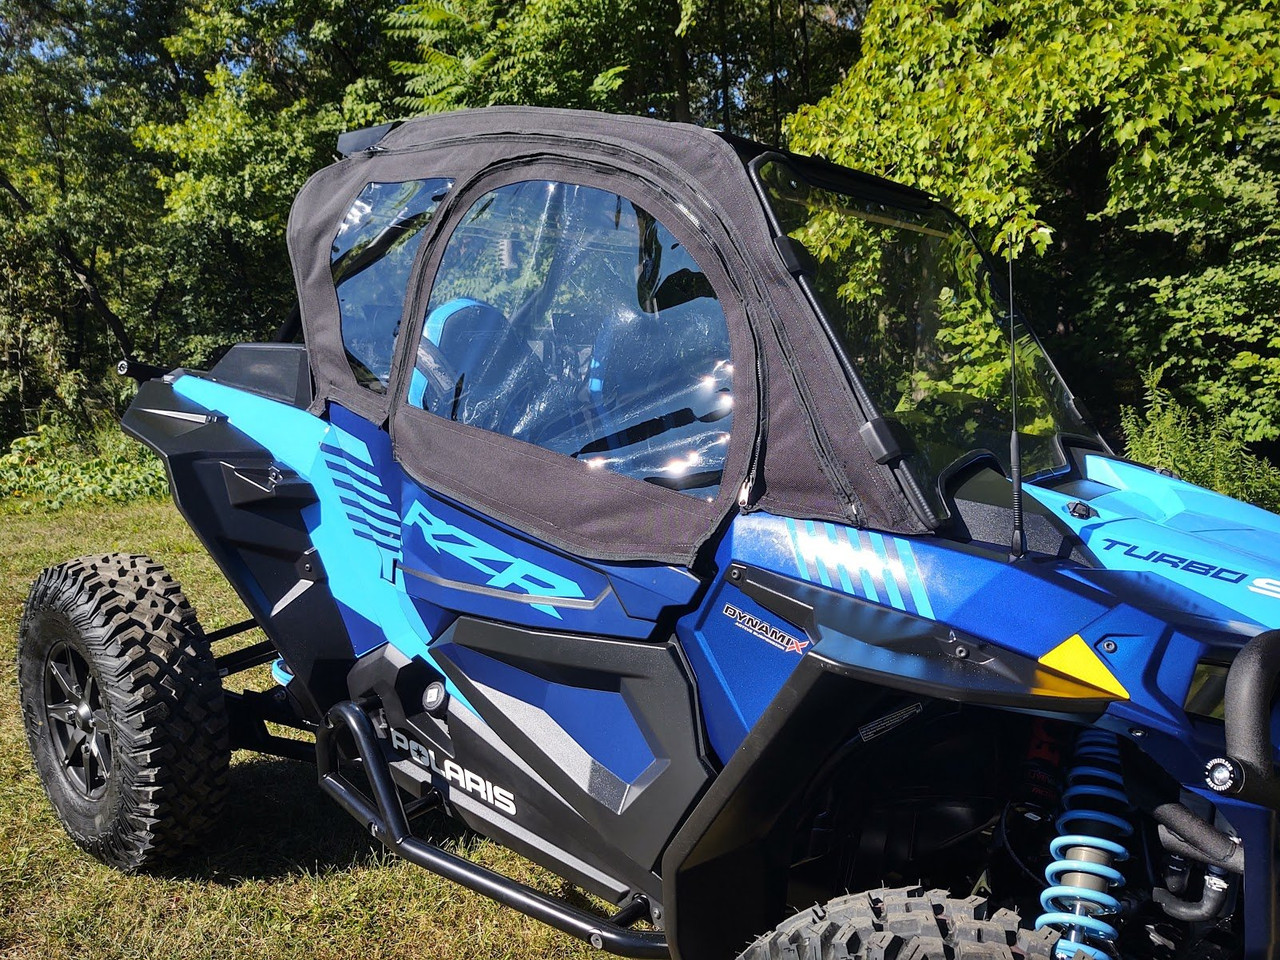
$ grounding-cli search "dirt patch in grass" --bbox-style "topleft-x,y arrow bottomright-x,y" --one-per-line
0,501 -> 599,959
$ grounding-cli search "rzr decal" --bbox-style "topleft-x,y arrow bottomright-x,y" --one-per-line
403,501 -> 586,619
723,602 -> 809,654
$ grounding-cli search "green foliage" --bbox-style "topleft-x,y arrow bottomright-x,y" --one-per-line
0,424 -> 168,513
0,0 -> 409,446
786,0 -> 1280,442
390,0 -> 868,139
1122,371 -> 1280,514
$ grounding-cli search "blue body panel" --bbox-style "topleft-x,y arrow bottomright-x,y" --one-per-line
1027,455 -> 1280,630
170,373 -> 699,727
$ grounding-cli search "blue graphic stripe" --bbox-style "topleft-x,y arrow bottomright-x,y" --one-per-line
320,454 -> 382,488
869,532 -> 910,613
842,527 -> 878,602
352,528 -> 401,552
332,476 -> 395,513
322,455 -> 386,491
860,529 -> 890,604
784,517 -> 810,582
338,494 -> 400,527
319,441 -> 377,473
826,524 -> 856,595
324,460 -> 394,504
348,512 -> 401,541
896,541 -> 935,620
781,520 -> 934,621
804,521 -> 832,587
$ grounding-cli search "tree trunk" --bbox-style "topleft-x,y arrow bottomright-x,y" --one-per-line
0,168 -> 134,360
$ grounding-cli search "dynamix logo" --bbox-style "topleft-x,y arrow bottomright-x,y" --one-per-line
389,727 -> 517,816
1099,538 -> 1280,600
723,603 -> 809,654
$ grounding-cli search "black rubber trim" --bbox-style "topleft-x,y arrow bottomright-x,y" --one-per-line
1222,628 -> 1280,809
317,700 -> 669,958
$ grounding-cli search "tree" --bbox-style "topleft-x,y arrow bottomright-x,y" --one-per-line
389,0 -> 868,142
786,0 -> 1280,444
0,0 -> 192,439
0,0 -> 409,445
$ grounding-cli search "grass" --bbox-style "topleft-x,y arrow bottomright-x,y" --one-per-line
0,499 -> 599,959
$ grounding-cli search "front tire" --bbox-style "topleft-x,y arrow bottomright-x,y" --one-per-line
17,553 -> 230,870
740,886 -> 1060,960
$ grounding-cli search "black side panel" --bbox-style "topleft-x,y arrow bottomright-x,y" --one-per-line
345,643 -> 643,904
433,618 -> 715,873
661,658 -> 902,960
411,617 -> 715,906
123,378 -> 353,717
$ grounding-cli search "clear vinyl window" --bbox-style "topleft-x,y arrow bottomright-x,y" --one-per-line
410,179 -> 733,499
332,178 -> 453,391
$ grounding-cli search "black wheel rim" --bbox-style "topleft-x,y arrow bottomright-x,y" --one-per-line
44,641 -> 113,799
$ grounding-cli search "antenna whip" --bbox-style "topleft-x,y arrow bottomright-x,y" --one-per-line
1009,241 -> 1027,560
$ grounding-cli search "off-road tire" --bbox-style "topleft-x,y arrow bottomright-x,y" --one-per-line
740,886 -> 1061,960
17,553 -> 230,870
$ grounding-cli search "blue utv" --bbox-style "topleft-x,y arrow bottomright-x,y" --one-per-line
17,107 -> 1280,960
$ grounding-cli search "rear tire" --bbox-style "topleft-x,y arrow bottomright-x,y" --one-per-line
739,886 -> 1060,960
17,553 -> 230,870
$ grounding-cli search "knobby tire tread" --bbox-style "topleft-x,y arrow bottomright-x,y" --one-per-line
740,886 -> 1061,960
18,553 -> 230,870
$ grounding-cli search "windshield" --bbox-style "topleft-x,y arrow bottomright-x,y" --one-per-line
755,156 -> 1101,521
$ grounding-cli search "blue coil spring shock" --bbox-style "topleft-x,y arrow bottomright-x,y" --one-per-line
1036,729 -> 1133,960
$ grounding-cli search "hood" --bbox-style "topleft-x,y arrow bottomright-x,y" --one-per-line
1027,454 -> 1280,631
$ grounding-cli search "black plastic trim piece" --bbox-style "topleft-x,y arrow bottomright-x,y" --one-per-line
432,617 -> 714,875
222,461 -> 318,508
400,563 -> 611,610
317,700 -> 669,958
859,416 -> 913,465
206,343 -> 312,409
1220,628 -> 1280,809
734,564 -> 1115,714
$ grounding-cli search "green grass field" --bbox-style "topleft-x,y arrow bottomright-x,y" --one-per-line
0,500 -> 598,959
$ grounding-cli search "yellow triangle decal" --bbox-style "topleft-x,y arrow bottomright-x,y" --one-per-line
1038,634 -> 1130,700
